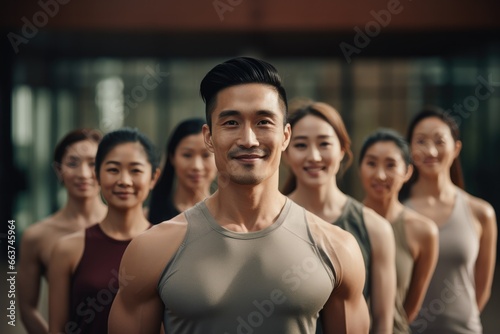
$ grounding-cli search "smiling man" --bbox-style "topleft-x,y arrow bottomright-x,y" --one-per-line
108,57 -> 369,334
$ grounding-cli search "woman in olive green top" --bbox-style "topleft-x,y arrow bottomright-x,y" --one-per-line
283,100 -> 396,334
359,128 -> 439,333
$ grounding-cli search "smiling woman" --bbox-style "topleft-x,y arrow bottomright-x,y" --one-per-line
18,129 -> 107,334
402,108 -> 497,334
48,128 -> 160,334
282,100 -> 396,333
148,118 -> 217,224
359,128 -> 439,333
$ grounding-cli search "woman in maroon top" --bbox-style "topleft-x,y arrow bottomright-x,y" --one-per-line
48,128 -> 160,334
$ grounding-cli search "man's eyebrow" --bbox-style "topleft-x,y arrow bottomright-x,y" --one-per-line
218,110 -> 241,119
256,110 -> 279,118
218,109 -> 280,120
105,161 -> 145,166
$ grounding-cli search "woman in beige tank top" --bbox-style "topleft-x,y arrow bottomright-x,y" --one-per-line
359,128 -> 439,333
401,107 -> 497,334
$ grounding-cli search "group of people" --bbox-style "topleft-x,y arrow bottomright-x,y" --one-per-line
18,57 -> 496,334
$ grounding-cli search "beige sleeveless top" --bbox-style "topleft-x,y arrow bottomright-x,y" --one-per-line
158,199 -> 337,334
391,211 -> 414,334
409,189 -> 482,334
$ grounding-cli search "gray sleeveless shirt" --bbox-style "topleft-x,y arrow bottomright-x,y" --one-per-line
409,189 -> 482,334
158,199 -> 337,334
333,197 -> 371,300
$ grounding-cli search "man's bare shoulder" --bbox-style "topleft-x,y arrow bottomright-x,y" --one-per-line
121,214 -> 188,278
141,213 -> 189,246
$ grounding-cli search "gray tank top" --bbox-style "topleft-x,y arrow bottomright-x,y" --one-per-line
391,211 -> 413,334
409,189 -> 482,334
333,197 -> 371,299
158,198 -> 337,334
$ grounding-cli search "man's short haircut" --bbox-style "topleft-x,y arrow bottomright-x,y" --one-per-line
200,57 -> 288,130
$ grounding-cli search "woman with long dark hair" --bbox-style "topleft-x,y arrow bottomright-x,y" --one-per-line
148,118 -> 217,224
403,107 -> 497,334
359,128 -> 439,333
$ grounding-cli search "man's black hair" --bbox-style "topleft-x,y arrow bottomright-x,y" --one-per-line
200,57 -> 288,130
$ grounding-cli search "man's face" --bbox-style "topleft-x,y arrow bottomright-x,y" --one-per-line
203,83 -> 290,187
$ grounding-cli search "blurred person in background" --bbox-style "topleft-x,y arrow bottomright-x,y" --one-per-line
48,128 -> 159,334
148,118 -> 217,224
402,107 -> 497,334
359,128 -> 439,333
282,100 -> 396,334
18,128 -> 107,334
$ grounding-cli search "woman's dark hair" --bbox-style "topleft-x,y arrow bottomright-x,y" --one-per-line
359,128 -> 412,167
148,118 -> 206,224
53,128 -> 102,165
95,127 -> 159,180
400,106 -> 464,200
200,57 -> 288,130
282,100 -> 353,195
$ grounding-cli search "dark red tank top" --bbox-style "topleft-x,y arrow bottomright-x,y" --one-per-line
68,224 -> 144,334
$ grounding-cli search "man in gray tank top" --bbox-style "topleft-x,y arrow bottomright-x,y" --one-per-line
109,57 -> 369,334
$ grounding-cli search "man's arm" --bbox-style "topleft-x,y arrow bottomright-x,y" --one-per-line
109,219 -> 187,334
321,227 -> 370,334
108,236 -> 165,334
363,208 -> 396,334
18,227 -> 48,334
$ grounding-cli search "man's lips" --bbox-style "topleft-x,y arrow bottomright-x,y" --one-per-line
235,154 -> 262,159
233,154 -> 264,162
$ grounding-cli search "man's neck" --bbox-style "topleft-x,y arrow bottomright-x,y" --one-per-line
206,177 -> 286,232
